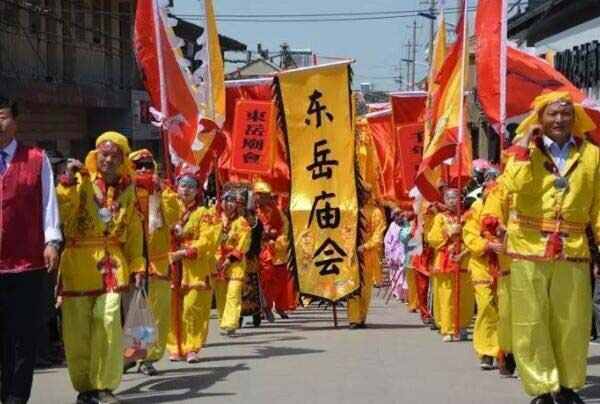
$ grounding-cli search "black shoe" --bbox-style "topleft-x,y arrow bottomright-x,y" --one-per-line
76,391 -> 98,404
138,362 -> 158,376
123,361 -> 137,374
264,310 -> 275,323
480,355 -> 495,370
430,324 -> 439,331
276,310 -> 289,319
555,387 -> 585,404
95,390 -> 121,404
349,323 -> 360,329
3,397 -> 27,404
505,353 -> 516,375
358,322 -> 367,329
530,394 -> 554,404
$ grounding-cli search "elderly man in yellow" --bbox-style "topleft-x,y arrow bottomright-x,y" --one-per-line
57,132 -> 144,404
480,178 -> 516,378
166,171 -> 221,364
213,190 -> 252,336
462,191 -> 502,371
499,92 -> 600,404
427,188 -> 475,342
122,149 -> 179,376
348,185 -> 386,329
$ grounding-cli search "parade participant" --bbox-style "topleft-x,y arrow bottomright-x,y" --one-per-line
125,149 -> 179,375
348,184 -> 385,328
57,132 -> 144,404
167,170 -> 221,363
427,188 -> 475,342
384,209 -> 407,301
240,205 -> 265,327
0,96 -> 62,404
481,178 -> 516,377
412,205 -> 436,325
253,179 -> 296,319
213,189 -> 252,336
462,188 -> 502,371
499,92 -> 600,404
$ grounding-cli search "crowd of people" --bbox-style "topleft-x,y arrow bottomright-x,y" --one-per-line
0,89 -> 599,404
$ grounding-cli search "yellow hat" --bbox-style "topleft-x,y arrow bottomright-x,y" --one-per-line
514,91 -> 596,142
85,131 -> 133,176
253,179 -> 272,194
129,148 -> 154,162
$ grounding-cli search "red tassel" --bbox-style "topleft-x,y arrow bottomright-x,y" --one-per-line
544,232 -> 563,259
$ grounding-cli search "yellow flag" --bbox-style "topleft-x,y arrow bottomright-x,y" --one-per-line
275,62 -> 360,302
202,0 -> 225,127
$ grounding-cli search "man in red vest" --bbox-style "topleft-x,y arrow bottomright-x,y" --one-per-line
0,96 -> 62,404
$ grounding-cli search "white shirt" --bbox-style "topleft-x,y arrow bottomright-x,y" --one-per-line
543,135 -> 576,175
1,139 -> 62,244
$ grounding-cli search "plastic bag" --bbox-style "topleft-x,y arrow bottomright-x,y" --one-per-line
123,289 -> 157,362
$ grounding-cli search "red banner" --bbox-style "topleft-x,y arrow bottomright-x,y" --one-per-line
230,100 -> 274,175
367,113 -> 397,203
395,122 -> 424,193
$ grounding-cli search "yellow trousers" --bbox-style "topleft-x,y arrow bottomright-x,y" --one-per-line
348,265 -> 374,324
146,279 -> 171,362
213,279 -> 243,331
435,272 -> 475,336
511,260 -> 591,396
62,293 -> 122,393
472,283 -> 499,358
407,268 -> 418,311
167,288 -> 212,356
497,274 -> 512,353
432,275 -> 441,328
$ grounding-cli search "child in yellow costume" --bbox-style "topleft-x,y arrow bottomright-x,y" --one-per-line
426,188 -> 475,342
348,186 -> 385,328
499,92 -> 600,404
57,132 -> 144,404
167,172 -> 222,363
463,195 -> 501,371
213,190 -> 252,336
124,149 -> 180,376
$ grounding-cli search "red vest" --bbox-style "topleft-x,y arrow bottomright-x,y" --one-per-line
0,144 -> 45,273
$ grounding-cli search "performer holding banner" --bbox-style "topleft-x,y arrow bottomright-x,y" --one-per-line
57,132 -> 144,404
275,61 -> 360,307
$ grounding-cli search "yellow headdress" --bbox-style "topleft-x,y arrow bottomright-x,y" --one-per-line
252,178 -> 272,194
85,131 -> 133,176
514,91 -> 596,142
129,148 -> 156,170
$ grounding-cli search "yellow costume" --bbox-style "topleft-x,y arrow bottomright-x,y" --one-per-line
167,204 -> 221,358
427,211 -> 475,337
406,264 -> 418,311
128,149 -> 180,364
57,132 -> 144,393
501,92 -> 599,396
348,201 -> 385,325
462,199 -> 499,359
213,215 -> 252,332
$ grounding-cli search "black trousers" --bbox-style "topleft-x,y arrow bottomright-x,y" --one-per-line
0,270 -> 45,403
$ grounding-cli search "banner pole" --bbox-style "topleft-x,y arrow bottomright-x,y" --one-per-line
333,302 -> 338,328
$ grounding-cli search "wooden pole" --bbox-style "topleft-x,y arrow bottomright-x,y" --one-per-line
332,302 -> 338,328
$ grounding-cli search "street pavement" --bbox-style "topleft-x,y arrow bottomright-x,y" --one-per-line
31,294 -> 600,404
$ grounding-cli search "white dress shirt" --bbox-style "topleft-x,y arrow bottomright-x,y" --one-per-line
543,135 -> 576,175
2,139 -> 62,244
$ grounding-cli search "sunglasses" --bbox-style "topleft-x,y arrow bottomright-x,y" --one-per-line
135,161 -> 154,170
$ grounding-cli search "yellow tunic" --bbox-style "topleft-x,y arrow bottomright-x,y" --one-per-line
463,199 -> 499,358
213,215 -> 252,331
501,139 -> 600,396
57,172 -> 144,295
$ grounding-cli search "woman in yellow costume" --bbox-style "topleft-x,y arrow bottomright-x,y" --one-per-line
500,92 -> 600,404
426,187 -> 475,342
213,189 -> 252,336
57,132 -> 144,404
123,149 -> 179,376
167,170 -> 221,363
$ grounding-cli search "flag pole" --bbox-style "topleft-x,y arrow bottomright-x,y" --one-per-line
454,0 -> 469,339
151,0 -> 173,181
499,0 -> 508,160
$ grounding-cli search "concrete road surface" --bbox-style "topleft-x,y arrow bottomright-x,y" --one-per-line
31,296 -> 600,404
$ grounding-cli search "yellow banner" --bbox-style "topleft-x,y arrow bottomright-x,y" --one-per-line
276,62 -> 360,302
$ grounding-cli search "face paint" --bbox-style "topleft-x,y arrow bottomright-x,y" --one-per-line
96,141 -> 124,178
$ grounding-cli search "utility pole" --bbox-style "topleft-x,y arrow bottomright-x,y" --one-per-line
403,40 -> 413,91
429,0 -> 436,59
411,20 -> 418,90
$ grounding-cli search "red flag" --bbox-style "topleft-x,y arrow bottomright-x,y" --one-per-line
366,112 -> 398,203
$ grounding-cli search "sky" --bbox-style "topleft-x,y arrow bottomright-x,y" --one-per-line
171,0 -> 472,91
